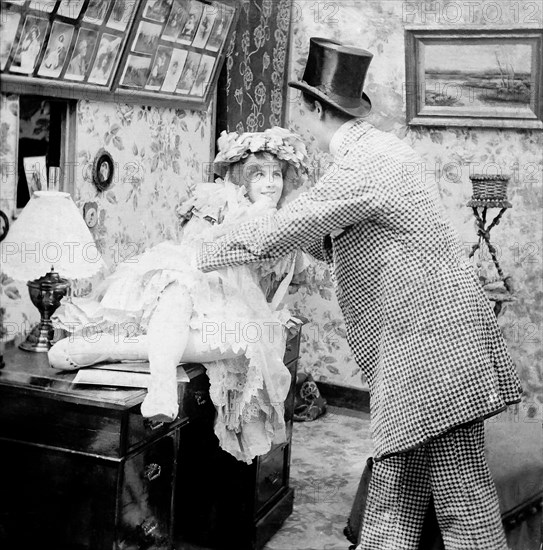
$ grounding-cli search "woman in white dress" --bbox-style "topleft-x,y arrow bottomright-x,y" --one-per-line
49,128 -> 309,462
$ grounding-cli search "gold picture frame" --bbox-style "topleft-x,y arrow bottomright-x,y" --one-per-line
405,27 -> 543,129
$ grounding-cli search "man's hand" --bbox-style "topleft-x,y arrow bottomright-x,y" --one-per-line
247,196 -> 277,217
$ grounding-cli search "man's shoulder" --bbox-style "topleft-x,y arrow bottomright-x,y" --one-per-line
343,122 -> 421,166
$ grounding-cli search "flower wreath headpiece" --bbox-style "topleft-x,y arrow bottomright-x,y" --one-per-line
213,127 -> 309,178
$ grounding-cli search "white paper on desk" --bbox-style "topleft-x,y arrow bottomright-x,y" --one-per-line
72,365 -> 190,387
91,362 -> 190,379
92,362 -> 190,383
92,361 -> 152,373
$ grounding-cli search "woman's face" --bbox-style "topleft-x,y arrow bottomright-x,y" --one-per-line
242,154 -> 284,206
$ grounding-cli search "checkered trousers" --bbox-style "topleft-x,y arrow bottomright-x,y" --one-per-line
358,420 -> 508,550
197,120 -> 523,459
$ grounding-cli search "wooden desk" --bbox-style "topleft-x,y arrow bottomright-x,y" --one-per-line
0,347 -> 209,550
0,323 -> 302,550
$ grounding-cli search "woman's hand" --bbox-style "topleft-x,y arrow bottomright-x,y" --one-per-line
209,199 -> 276,240
176,194 -> 217,223
176,197 -> 197,221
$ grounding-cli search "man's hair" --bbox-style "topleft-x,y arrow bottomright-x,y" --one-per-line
301,92 -> 354,122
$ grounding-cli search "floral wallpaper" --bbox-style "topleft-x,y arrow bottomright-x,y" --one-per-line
216,0 -> 291,134
0,95 -> 37,344
285,0 -> 543,405
1,95 -> 213,345
74,101 -> 212,267
0,95 -> 18,219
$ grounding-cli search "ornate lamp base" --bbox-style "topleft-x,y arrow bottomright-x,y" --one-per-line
19,322 -> 57,353
19,268 -> 70,353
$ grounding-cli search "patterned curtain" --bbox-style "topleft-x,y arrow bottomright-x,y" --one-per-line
215,0 -> 292,138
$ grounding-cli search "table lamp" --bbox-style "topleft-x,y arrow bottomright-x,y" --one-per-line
0,191 -> 107,352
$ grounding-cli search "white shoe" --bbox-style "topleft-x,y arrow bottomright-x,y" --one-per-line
48,338 -> 80,370
48,336 -> 148,370
140,384 -> 179,423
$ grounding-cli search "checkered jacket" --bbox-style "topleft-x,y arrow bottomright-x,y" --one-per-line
198,120 -> 522,460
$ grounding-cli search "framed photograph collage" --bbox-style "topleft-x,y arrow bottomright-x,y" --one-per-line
115,0 -> 237,103
1,0 -> 239,110
1,1 -> 137,87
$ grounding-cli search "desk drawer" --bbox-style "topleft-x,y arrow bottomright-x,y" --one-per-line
0,430 -> 178,550
118,433 -> 177,550
0,388 -> 124,457
127,369 -> 213,452
0,438 -> 120,549
255,443 -> 288,514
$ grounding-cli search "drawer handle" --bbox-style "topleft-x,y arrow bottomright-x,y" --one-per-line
144,463 -> 162,481
139,519 -> 158,537
266,471 -> 281,486
194,390 -> 208,406
143,418 -> 165,431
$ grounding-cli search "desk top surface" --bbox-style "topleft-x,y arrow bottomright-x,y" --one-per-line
0,345 -> 203,410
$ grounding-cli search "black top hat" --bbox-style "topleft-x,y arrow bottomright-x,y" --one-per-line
289,37 -> 373,117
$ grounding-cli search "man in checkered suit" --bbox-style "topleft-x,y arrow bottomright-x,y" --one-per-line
198,38 -> 523,549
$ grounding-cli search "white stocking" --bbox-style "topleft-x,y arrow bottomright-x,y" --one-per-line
140,282 -> 193,422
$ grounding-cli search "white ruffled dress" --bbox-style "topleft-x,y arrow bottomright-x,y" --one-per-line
55,180 -> 308,463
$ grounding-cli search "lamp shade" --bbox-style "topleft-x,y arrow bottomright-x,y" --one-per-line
0,191 -> 107,281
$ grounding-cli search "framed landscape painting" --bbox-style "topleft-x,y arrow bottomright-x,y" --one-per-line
405,27 -> 543,129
